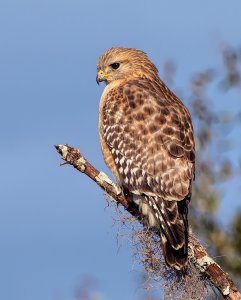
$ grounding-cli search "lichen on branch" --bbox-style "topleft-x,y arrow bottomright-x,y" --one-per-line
55,144 -> 241,300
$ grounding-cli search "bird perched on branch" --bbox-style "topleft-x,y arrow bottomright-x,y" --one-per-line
96,47 -> 195,270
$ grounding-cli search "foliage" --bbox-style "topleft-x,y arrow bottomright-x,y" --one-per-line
163,44 -> 241,282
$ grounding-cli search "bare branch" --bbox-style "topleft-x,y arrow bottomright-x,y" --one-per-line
55,144 -> 241,300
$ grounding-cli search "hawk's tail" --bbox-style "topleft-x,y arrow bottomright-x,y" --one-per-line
159,198 -> 189,270
145,196 -> 189,270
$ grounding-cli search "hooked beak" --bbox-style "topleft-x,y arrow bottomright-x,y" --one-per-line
96,75 -> 102,85
96,69 -> 111,85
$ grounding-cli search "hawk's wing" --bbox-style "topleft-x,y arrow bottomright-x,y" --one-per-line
102,79 -> 195,201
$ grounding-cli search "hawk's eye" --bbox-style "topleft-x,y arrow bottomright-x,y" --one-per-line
110,63 -> 120,70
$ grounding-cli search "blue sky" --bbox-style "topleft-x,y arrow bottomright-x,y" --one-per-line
1,1 -> 241,299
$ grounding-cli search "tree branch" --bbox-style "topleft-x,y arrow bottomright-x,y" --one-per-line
55,144 -> 241,300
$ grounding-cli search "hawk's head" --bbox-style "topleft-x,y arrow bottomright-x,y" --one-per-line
96,47 -> 158,85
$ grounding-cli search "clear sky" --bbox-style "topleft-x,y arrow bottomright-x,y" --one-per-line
1,1 -> 241,300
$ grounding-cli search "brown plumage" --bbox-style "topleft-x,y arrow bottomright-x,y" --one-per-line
96,47 -> 195,270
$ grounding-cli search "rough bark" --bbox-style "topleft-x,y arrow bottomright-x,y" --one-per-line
55,144 -> 241,300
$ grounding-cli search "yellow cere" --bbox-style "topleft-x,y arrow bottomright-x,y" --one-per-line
98,69 -> 112,78
98,69 -> 104,75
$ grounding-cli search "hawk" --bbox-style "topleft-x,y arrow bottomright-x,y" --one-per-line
96,47 -> 195,270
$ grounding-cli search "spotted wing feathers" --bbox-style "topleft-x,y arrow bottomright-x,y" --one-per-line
103,79 -> 194,200
102,78 -> 194,269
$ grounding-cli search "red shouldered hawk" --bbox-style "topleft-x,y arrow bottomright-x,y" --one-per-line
96,48 -> 195,270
